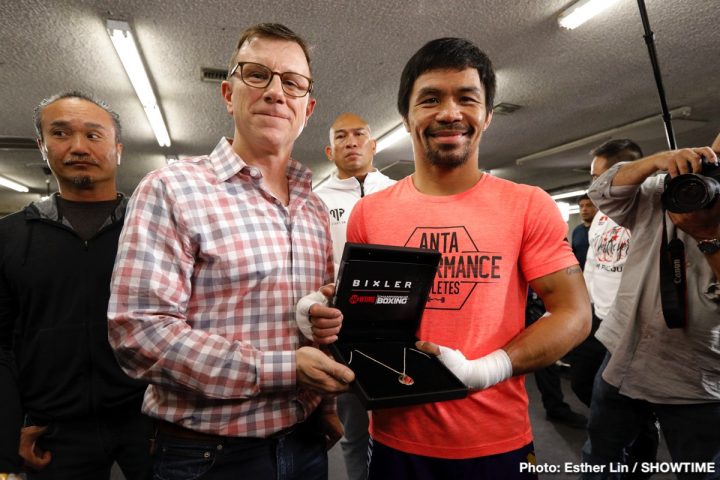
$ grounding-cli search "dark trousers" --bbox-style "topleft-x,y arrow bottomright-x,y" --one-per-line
533,363 -> 573,416
569,309 -> 606,407
582,354 -> 720,480
28,408 -> 153,480
337,392 -> 370,480
708,451 -> 720,480
152,424 -> 327,480
526,296 -> 573,417
367,438 -> 538,480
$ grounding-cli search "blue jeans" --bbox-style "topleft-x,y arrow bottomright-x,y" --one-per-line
153,427 -> 327,480
582,354 -> 720,480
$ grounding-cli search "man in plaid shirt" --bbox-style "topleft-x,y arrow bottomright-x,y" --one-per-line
108,23 -> 354,480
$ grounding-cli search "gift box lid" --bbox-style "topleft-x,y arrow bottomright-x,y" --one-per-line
330,243 -> 467,409
332,243 -> 441,342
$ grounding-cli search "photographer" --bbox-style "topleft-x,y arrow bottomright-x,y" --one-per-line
581,136 -> 720,478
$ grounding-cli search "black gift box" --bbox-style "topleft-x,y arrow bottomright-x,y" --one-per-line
329,243 -> 468,409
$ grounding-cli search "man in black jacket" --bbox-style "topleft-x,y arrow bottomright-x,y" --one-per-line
0,92 -> 151,479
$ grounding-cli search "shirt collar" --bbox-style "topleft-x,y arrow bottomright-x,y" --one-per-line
208,137 -> 248,183
208,137 -> 313,190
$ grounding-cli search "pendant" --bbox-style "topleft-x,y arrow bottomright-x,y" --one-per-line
398,374 -> 414,386
350,349 -> 416,387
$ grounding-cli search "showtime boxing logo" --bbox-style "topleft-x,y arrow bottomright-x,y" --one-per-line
348,279 -> 411,305
348,294 -> 409,305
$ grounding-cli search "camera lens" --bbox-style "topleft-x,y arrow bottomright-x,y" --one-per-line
662,173 -> 720,213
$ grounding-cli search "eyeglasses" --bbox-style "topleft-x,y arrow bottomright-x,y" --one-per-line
229,62 -> 313,98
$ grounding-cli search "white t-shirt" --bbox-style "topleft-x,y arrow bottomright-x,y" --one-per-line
584,211 -> 631,320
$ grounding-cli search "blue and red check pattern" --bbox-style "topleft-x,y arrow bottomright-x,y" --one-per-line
108,138 -> 334,437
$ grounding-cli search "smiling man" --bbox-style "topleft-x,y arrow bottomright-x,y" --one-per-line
341,38 -> 591,479
108,23 -> 353,479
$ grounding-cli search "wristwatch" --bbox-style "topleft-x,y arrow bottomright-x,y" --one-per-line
697,238 -> 720,255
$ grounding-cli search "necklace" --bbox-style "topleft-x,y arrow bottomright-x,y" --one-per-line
348,347 -> 430,386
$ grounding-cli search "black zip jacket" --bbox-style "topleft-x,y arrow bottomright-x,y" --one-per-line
0,194 -> 146,435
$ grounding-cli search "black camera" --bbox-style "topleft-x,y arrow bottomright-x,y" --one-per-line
661,158 -> 720,213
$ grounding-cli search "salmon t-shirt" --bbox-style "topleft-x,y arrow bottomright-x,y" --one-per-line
346,174 -> 577,459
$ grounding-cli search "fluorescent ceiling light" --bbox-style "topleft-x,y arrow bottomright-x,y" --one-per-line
558,0 -> 621,30
107,19 -> 171,147
0,176 -> 29,193
376,124 -> 409,153
555,201 -> 582,223
551,189 -> 587,200
555,201 -> 570,222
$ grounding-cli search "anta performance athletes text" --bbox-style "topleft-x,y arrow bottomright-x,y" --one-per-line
410,226 -> 502,308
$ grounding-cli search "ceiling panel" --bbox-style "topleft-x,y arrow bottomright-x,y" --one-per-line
1,0 -> 718,215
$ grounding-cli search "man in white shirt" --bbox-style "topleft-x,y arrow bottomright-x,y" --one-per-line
573,138 -> 644,406
314,112 -> 395,480
316,113 -> 396,274
576,139 -> 661,480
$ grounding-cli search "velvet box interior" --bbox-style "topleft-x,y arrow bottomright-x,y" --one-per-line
328,243 -> 468,410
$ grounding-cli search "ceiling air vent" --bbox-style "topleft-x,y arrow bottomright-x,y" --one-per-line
201,68 -> 227,83
0,136 -> 38,150
492,103 -> 522,115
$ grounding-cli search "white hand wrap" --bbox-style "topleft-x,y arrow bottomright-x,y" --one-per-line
437,347 -> 513,391
295,290 -> 329,340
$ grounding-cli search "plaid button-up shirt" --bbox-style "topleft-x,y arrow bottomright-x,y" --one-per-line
108,138 -> 334,437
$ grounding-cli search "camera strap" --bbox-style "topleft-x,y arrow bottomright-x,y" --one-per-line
659,211 -> 688,328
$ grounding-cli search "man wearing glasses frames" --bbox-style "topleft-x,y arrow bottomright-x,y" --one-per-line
108,23 -> 353,480
228,62 -> 313,99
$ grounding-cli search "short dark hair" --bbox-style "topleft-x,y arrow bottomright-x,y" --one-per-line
397,37 -> 496,120
34,91 -> 122,143
577,193 -> 592,205
590,138 -> 643,167
227,23 -> 312,76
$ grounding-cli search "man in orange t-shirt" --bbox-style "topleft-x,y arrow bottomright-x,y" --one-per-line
304,37 -> 590,479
